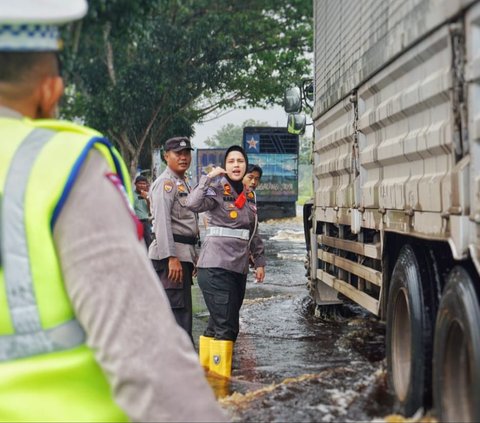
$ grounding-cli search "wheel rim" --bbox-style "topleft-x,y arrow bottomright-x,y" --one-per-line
392,286 -> 412,402
442,319 -> 472,422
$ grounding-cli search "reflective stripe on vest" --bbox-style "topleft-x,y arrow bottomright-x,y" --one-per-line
0,127 -> 85,361
0,192 -> 2,268
206,226 -> 250,240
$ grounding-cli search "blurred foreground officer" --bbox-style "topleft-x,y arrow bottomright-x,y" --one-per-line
149,137 -> 198,343
0,2 -> 226,422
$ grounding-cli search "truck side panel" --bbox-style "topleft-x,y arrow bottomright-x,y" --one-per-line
314,0 -> 476,118
357,25 -> 454,237
314,97 -> 355,210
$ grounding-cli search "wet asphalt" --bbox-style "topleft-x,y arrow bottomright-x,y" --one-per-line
192,212 -> 396,422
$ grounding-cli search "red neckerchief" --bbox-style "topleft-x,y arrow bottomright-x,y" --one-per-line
234,191 -> 247,209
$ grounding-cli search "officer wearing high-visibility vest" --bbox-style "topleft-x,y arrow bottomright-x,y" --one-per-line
186,146 -> 266,378
0,1 -> 226,421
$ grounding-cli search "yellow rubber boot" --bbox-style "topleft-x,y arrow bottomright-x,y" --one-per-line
209,339 -> 234,378
199,335 -> 212,370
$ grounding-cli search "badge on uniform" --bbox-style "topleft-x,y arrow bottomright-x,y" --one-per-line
229,210 -> 238,219
164,181 -> 173,192
177,184 -> 186,193
247,192 -> 254,199
223,184 -> 231,195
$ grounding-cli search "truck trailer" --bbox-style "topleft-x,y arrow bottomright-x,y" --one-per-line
243,126 -> 299,221
294,0 -> 480,420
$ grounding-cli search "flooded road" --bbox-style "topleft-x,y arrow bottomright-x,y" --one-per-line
193,210 -> 395,422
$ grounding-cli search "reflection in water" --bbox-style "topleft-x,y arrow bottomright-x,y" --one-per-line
205,373 -> 231,399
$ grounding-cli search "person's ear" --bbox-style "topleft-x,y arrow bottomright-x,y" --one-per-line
38,76 -> 64,119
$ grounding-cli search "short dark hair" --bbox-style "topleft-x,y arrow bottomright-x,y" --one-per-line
135,175 -> 148,184
0,52 -> 59,83
247,164 -> 263,178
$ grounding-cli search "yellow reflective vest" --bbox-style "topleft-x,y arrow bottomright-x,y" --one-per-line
0,116 -> 131,422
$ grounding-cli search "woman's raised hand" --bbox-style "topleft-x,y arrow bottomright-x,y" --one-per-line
207,166 -> 226,179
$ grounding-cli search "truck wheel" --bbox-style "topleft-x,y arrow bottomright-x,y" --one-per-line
386,245 -> 431,416
433,266 -> 480,422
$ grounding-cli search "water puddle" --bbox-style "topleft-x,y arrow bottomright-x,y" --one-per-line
192,212 -> 429,421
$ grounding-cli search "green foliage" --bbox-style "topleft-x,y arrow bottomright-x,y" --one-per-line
204,119 -> 268,148
60,0 -> 313,175
299,133 -> 313,165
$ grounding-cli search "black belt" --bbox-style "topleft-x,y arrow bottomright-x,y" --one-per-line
139,219 -> 149,222
173,234 -> 198,245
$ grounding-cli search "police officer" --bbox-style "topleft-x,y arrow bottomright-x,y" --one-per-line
243,164 -> 263,275
187,145 -> 266,378
243,164 -> 263,191
149,137 -> 198,342
0,2 -> 226,421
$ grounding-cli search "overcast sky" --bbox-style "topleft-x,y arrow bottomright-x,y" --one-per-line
191,105 -> 288,148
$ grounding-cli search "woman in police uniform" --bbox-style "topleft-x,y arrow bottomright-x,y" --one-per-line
187,145 -> 266,378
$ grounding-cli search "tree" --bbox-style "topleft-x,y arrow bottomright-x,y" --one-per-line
60,0 -> 313,176
299,132 -> 313,165
204,119 -> 268,148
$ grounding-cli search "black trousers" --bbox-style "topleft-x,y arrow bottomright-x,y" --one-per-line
152,259 -> 193,343
197,267 -> 247,342
140,219 -> 153,248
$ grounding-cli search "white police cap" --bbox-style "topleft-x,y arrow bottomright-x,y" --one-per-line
0,0 -> 87,51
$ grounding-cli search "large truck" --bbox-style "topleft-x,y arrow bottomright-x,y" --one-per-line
287,0 -> 480,420
193,148 -> 226,186
242,126 -> 299,220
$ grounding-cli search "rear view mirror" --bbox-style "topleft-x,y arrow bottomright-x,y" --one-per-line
284,86 -> 302,113
304,81 -> 314,103
287,113 -> 306,135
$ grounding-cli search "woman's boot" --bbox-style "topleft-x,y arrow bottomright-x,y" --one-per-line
209,339 -> 233,378
199,335 -> 213,370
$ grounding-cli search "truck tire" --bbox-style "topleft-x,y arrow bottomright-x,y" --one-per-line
433,266 -> 480,422
386,245 -> 432,416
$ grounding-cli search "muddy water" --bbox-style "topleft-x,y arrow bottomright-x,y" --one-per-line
193,212 -> 395,422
